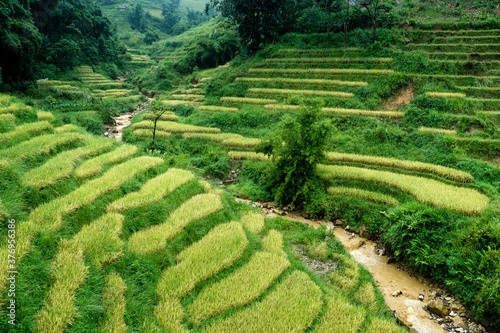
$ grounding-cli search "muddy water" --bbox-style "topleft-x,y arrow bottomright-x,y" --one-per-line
106,96 -> 152,141
236,198 -> 447,332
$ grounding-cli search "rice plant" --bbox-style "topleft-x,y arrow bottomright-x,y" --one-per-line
326,151 -> 473,182
36,240 -> 88,333
155,221 -> 248,299
37,111 -> 55,121
162,99 -> 201,106
248,68 -> 394,75
28,156 -> 164,232
182,132 -> 243,142
186,251 -> 290,325
198,105 -> 239,112
235,77 -> 369,87
127,193 -> 223,254
133,120 -> 220,134
321,107 -> 404,118
327,186 -> 399,206
54,124 -> 80,134
74,144 -> 137,179
71,213 -> 125,267
425,92 -> 466,98
0,94 -> 12,104
22,137 -> 115,189
153,297 -> 186,333
107,168 -> 194,212
222,137 -> 261,148
100,273 -> 128,333
266,57 -> 393,64
0,113 -> 15,124
0,121 -> 52,144
227,151 -> 270,161
261,230 -> 286,256
171,94 -> 205,101
133,129 -> 172,138
354,282 -> 377,312
247,88 -> 354,98
418,127 -> 457,135
142,112 -> 179,122
241,211 -> 265,233
277,48 -> 364,55
315,294 -> 367,333
328,253 -> 360,291
318,164 -> 490,215
220,97 -> 278,104
364,317 -> 406,333
0,102 -> 33,114
204,271 -> 322,333
0,132 -> 86,161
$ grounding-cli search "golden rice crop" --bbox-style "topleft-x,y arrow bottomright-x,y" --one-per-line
0,102 -> 33,114
327,186 -> 399,206
266,57 -> 393,63
74,144 -> 137,179
321,107 -> 404,118
142,112 -> 179,122
318,164 -> 489,215
306,241 -> 328,261
418,127 -> 457,135
354,282 -> 377,312
425,92 -> 466,98
156,221 -> 248,299
100,273 -> 128,333
54,124 -> 80,133
261,230 -> 286,256
162,99 -> 201,106
227,151 -> 270,161
107,168 -> 194,212
315,294 -> 367,333
235,77 -> 369,87
186,251 -> 290,325
127,193 -> 223,254
22,137 -> 115,189
0,159 -> 9,170
36,240 -> 88,333
278,48 -> 364,55
37,111 -> 55,121
133,120 -> 220,134
0,121 -> 52,144
37,80 -> 75,86
204,271 -> 322,333
133,129 -> 171,138
0,113 -> 15,123
199,77 -> 211,82
328,253 -> 360,291
247,88 -> 354,98
182,132 -> 243,143
326,152 -> 472,182
71,213 -> 125,267
29,156 -> 164,232
0,94 -> 12,104
222,137 -> 261,148
52,85 -> 82,91
241,211 -> 265,233
220,97 -> 278,104
248,68 -> 394,75
154,297 -> 187,333
198,105 -> 239,112
171,94 -> 205,101
365,317 -> 406,333
0,132 -> 86,161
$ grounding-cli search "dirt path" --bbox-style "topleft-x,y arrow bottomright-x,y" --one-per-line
236,198 -> 487,333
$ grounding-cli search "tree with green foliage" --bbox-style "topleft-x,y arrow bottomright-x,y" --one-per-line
257,100 -> 332,208
208,0 -> 287,50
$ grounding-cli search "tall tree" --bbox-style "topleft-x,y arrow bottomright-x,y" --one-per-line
208,0 -> 287,50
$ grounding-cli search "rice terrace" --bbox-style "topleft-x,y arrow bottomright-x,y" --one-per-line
1,0 -> 500,332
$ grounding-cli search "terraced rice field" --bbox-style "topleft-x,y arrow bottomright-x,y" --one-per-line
0,121 -> 404,332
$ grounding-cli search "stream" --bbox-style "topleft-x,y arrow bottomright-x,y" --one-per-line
105,96 -> 152,141
236,198 -> 487,333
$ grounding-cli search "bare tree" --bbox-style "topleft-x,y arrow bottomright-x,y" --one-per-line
147,101 -> 169,153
